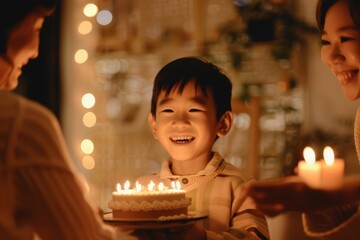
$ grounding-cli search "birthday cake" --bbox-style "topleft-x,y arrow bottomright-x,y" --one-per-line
108,181 -> 191,220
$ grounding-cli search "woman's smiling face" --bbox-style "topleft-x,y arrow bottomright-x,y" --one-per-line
321,0 -> 360,100
0,13 -> 44,90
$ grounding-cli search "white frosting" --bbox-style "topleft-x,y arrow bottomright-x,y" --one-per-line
108,198 -> 191,212
157,214 -> 187,221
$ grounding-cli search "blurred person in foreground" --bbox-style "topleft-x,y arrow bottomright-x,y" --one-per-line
246,0 -> 360,239
0,0 -> 134,239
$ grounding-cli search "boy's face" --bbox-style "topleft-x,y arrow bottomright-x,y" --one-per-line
149,80 -> 230,163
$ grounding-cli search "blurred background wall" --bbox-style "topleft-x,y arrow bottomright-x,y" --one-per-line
59,0 -> 360,206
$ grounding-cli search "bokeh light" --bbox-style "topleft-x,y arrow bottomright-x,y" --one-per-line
96,10 -> 113,25
74,49 -> 88,64
81,139 -> 94,154
83,3 -> 98,17
83,111 -> 97,127
78,21 -> 93,35
82,155 -> 96,170
82,93 -> 96,109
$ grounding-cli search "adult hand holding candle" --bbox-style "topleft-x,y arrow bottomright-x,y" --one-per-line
298,146 -> 322,188
320,146 -> 344,190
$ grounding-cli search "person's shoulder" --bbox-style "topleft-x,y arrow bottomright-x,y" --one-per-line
0,91 -> 61,143
0,91 -> 55,119
0,91 -> 22,109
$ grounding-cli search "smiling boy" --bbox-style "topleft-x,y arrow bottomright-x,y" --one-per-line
139,57 -> 269,239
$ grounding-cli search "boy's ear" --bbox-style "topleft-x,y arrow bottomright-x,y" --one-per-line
148,113 -> 158,139
217,111 -> 233,138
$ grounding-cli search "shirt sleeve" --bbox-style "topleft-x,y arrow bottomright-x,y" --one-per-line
198,174 -> 269,240
11,99 -> 119,240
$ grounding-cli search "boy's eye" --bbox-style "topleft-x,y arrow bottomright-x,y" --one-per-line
162,109 -> 173,113
321,39 -> 330,45
189,108 -> 202,112
340,37 -> 354,42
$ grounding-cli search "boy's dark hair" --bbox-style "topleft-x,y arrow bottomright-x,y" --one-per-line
0,0 -> 57,54
150,56 -> 232,120
316,0 -> 360,31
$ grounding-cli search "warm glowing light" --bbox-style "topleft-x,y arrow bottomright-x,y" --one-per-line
116,183 -> 121,192
136,182 -> 142,191
83,3 -> 98,17
176,181 -> 181,190
148,180 -> 155,191
74,49 -> 88,64
96,10 -> 113,25
83,112 -> 96,127
82,155 -> 95,169
78,21 -> 93,34
303,146 -> 316,164
80,139 -> 94,154
158,182 -> 164,191
124,180 -> 130,190
82,93 -> 96,109
323,146 -> 335,166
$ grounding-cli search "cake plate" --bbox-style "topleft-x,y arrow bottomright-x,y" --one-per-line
103,211 -> 208,230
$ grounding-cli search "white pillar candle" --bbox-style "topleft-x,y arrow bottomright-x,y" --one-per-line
298,146 -> 322,188
320,146 -> 344,190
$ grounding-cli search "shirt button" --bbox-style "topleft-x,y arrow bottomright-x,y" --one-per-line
182,178 -> 189,184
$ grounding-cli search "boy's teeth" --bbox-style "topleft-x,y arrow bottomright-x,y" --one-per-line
172,136 -> 192,140
171,136 -> 194,143
336,70 -> 357,82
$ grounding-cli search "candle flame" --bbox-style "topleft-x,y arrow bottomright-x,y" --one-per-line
135,181 -> 142,191
176,181 -> 181,190
303,146 -> 316,164
148,180 -> 155,191
116,183 -> 121,192
158,182 -> 164,191
124,180 -> 130,190
323,146 -> 335,166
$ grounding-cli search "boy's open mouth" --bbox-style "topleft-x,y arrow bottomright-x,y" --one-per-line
170,136 -> 195,144
336,70 -> 359,84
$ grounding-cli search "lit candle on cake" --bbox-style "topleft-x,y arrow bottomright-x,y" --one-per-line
148,180 -> 155,191
114,181 -> 133,195
298,146 -> 321,188
158,182 -> 165,191
135,181 -> 142,191
116,183 -> 121,192
124,180 -> 130,189
171,180 -> 182,190
320,146 -> 344,189
176,181 -> 181,190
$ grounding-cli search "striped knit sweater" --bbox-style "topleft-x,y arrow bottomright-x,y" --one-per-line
0,91 -> 124,240
302,107 -> 360,240
138,152 -> 270,240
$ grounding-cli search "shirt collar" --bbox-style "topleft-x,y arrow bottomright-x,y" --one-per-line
158,152 -> 224,178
